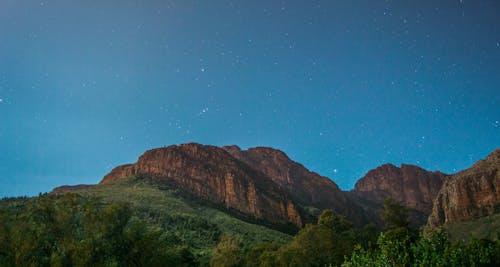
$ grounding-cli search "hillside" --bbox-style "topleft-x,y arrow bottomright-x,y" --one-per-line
1,144 -> 500,266
55,178 -> 292,245
1,178 -> 291,266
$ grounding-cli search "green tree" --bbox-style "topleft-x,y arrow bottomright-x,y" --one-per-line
268,210 -> 356,267
210,233 -> 244,267
380,197 -> 409,230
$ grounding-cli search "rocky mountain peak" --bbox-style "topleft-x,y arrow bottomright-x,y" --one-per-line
428,148 -> 500,227
353,163 -> 445,215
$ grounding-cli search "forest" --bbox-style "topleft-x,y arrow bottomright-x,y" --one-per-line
1,192 -> 499,267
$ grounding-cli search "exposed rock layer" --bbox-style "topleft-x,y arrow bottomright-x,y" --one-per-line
428,149 -> 500,227
222,146 -> 346,207
101,143 -> 303,228
353,164 -> 445,214
98,144 -> 500,230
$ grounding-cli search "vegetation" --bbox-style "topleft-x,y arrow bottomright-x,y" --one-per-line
343,198 -> 500,267
0,179 -> 290,266
443,213 -> 500,243
1,181 -> 499,266
212,197 -> 500,267
0,193 -> 195,266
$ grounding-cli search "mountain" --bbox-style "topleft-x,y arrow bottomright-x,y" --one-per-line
5,145 -> 500,267
221,146 -> 365,224
100,143 -> 374,229
428,149 -> 500,227
64,143 -> 499,235
350,164 -> 445,226
353,164 -> 445,212
101,143 -> 303,229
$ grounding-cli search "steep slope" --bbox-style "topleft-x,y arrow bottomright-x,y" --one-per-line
101,143 -> 303,229
353,164 -> 445,214
221,146 -> 365,224
428,149 -> 500,227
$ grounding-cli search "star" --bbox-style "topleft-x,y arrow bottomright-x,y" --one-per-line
198,107 -> 209,116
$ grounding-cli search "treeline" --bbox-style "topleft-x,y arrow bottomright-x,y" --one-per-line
210,198 -> 500,267
0,194 -> 200,266
1,195 -> 499,266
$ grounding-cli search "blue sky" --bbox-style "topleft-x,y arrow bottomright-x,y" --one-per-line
0,0 -> 499,196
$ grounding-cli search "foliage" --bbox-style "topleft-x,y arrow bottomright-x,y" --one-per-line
343,226 -> 500,267
343,198 -> 500,267
380,197 -> 409,230
210,234 -> 244,267
0,193 -> 196,266
0,180 -> 291,266
443,213 -> 500,242
2,185 -> 499,266
77,179 -> 291,249
228,210 -> 359,267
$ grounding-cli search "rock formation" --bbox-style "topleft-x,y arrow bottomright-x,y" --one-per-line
222,146 -> 366,224
101,143 -> 303,228
353,163 -> 445,215
428,149 -> 500,227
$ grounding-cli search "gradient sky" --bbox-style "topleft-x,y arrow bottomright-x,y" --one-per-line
1,0 -> 499,197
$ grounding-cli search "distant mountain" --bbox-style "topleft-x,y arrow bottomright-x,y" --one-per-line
428,149 -> 500,227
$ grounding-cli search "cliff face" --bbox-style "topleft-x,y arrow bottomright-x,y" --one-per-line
100,144 -> 369,228
101,143 -> 303,228
353,164 -> 445,215
428,149 -> 500,227
69,143 -> 500,231
222,146 -> 347,208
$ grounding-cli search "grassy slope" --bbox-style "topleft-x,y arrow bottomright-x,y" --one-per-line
443,213 -> 500,243
67,178 -> 292,249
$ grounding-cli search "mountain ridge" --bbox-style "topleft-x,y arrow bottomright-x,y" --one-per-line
53,143 -> 499,233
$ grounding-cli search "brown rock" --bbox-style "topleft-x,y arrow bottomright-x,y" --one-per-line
101,143 -> 303,228
428,149 -> 500,227
353,164 -> 445,215
222,146 -> 366,225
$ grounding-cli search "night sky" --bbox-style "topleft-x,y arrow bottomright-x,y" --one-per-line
1,1 -> 499,197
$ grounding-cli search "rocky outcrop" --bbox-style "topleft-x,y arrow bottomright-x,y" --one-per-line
353,164 -> 445,215
101,143 -> 303,228
222,146 -> 365,224
428,149 -> 500,227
